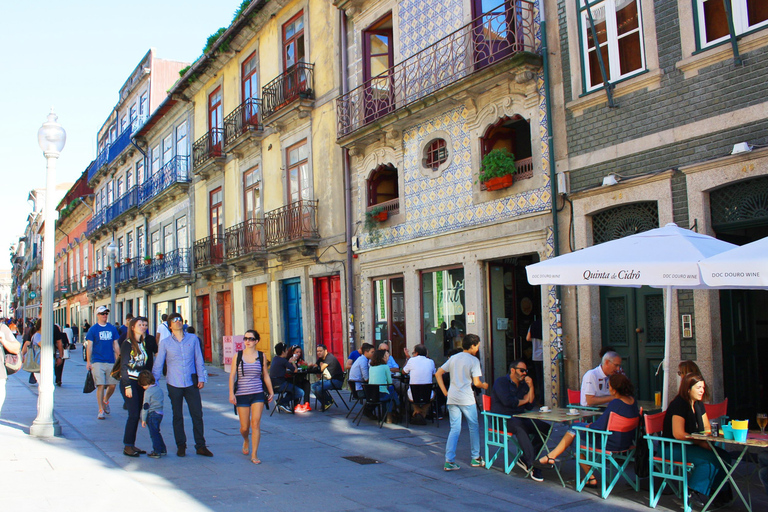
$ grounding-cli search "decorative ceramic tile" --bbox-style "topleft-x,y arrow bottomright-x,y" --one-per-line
397,0 -> 465,60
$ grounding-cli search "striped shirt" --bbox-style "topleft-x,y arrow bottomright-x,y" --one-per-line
235,358 -> 264,396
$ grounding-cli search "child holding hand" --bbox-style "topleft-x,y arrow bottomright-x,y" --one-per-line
139,370 -> 167,458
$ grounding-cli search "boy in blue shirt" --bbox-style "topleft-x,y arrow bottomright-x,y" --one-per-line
139,370 -> 167,458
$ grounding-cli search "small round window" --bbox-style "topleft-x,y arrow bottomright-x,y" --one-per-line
424,138 -> 448,171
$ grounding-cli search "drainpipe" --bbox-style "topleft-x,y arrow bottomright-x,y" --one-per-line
539,0 -> 566,405
722,0 -> 742,65
340,8 -> 357,353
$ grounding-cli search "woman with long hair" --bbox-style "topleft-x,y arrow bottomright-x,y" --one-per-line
228,329 -> 274,464
121,317 -> 154,457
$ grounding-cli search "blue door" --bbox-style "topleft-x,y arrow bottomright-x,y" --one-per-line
282,278 -> 303,349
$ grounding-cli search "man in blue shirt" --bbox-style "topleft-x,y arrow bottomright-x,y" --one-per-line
86,305 -> 120,420
152,311 -> 212,457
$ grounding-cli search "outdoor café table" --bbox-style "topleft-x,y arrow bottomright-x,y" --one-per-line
686,431 -> 768,512
597,399 -> 660,414
514,407 -> 601,487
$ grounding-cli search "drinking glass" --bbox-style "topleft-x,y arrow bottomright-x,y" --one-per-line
757,413 -> 767,434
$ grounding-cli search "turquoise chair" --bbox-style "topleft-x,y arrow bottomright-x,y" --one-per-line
574,411 -> 641,499
644,411 -> 695,512
481,394 -> 523,474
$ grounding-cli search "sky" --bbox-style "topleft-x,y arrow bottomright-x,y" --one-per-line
0,0 -> 244,270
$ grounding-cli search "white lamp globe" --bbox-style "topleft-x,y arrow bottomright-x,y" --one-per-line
37,109 -> 66,155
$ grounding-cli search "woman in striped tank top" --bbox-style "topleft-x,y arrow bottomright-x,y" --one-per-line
228,329 -> 274,464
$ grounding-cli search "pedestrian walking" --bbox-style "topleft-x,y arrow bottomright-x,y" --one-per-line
139,370 -> 167,458
86,306 -> 120,420
229,329 -> 273,464
120,317 -> 154,457
435,334 -> 488,471
152,312 -> 212,457
0,323 -> 22,414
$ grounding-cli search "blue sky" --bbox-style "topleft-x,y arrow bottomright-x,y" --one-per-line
0,0 -> 243,270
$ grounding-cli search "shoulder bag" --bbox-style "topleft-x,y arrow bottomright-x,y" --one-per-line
2,344 -> 22,376
23,343 -> 41,373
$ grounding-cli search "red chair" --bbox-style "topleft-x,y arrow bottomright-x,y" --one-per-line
568,388 -> 600,410
644,411 -> 695,512
704,398 -> 728,421
481,394 -> 523,474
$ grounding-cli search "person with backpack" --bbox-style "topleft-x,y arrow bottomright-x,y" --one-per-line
0,323 -> 22,414
228,329 -> 273,465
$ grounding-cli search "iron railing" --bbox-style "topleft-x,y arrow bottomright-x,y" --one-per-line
336,1 -> 538,137
193,236 -> 226,268
87,123 -> 136,182
224,98 -> 262,146
87,273 -> 108,293
85,209 -> 106,238
104,186 -> 138,225
115,260 -> 138,284
138,248 -> 191,286
264,200 -> 319,247
225,219 -> 266,259
366,197 -> 400,216
138,155 -> 190,205
192,128 -> 225,168
262,62 -> 315,118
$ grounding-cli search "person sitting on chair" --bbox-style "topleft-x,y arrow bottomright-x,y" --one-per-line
310,345 -> 344,411
580,351 -> 622,407
402,344 -> 435,425
269,343 -> 306,413
348,343 -> 374,392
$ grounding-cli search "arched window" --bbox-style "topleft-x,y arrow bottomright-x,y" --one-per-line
481,115 -> 533,180
367,164 -> 399,212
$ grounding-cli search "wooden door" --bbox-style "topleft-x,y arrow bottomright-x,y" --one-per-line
282,278 -> 303,349
198,295 -> 212,362
314,275 -> 343,363
251,283 -> 272,364
218,291 -> 232,337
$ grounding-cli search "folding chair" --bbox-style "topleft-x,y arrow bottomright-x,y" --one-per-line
346,380 -> 365,420
269,381 -> 290,417
480,394 -> 523,474
568,388 -> 600,411
315,370 -> 350,412
405,383 -> 439,428
644,411 -> 695,512
574,411 -> 641,499
358,384 -> 392,428
704,398 -> 728,421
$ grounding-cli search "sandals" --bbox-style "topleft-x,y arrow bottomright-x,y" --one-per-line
538,456 -> 558,467
585,477 -> 598,488
251,458 -> 262,465
242,440 -> 249,455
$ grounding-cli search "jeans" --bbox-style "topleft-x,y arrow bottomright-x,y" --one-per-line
506,417 -> 550,466
311,379 -> 343,405
673,444 -> 732,496
146,411 -> 167,454
167,384 -> 206,449
54,359 -> 64,385
276,382 -> 305,406
759,451 -> 768,495
121,380 -> 145,447
446,404 -> 480,462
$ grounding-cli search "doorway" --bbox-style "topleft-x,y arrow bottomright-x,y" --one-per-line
251,284 -> 272,363
197,295 -> 212,362
314,275 -> 343,364
282,278 -> 303,349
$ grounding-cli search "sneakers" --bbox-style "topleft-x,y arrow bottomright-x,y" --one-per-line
278,404 -> 293,414
97,411 -> 106,420
147,452 -> 162,459
530,468 -> 544,482
515,459 -> 529,472
294,403 -> 310,413
103,401 -> 110,414
444,461 -> 460,471
322,402 -> 333,411
470,457 -> 485,467
303,402 -> 311,411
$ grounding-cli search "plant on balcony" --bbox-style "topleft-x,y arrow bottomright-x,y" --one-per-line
364,206 -> 388,231
124,257 -> 131,263
477,148 -> 517,191
143,256 -> 152,264
105,265 -> 111,271
114,262 -> 121,268
156,252 -> 164,260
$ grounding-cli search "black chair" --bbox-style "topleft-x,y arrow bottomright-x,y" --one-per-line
405,383 -> 439,427
270,381 -> 291,417
359,384 -> 392,428
346,380 -> 365,419
314,370 -> 350,412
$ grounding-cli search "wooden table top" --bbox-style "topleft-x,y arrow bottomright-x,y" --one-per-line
687,431 -> 768,448
515,407 -> 600,422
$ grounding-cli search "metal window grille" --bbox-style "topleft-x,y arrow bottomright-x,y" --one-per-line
425,139 -> 448,170
592,202 -> 658,245
710,176 -> 768,229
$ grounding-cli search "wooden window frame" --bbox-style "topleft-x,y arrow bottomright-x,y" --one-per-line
210,187 -> 223,238
286,140 -> 309,204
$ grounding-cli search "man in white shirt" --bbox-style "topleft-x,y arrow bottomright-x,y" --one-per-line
402,344 -> 436,424
580,351 -> 622,407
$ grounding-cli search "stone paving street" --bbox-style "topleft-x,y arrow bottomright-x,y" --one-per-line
1,352 -> 763,512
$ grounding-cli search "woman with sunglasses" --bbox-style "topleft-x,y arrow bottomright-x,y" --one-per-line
120,317 -> 154,457
228,329 -> 274,464
538,373 -> 639,488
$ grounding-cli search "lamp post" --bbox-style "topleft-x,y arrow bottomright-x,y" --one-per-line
107,240 -> 117,323
31,109 -> 65,438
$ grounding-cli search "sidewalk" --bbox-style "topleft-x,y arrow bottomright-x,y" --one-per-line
0,351 -> 760,512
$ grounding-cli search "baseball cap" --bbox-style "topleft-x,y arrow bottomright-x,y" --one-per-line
96,305 -> 110,314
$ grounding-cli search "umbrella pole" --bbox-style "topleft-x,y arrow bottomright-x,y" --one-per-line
662,286 -> 672,411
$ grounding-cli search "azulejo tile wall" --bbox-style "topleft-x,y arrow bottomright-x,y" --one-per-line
397,0 -> 464,60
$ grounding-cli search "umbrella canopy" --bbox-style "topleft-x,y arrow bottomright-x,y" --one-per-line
699,236 -> 768,289
526,223 -> 737,409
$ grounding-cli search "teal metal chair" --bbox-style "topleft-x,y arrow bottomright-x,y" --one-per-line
644,411 -> 695,512
481,394 -> 523,474
574,410 -> 641,499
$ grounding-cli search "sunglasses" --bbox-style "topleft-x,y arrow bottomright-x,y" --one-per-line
170,318 -> 183,323
513,367 -> 529,373
243,336 -> 257,341
97,312 -> 109,316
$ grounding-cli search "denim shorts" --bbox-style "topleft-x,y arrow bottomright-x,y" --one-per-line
235,392 -> 266,407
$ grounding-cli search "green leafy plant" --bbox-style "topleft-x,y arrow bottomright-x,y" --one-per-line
178,65 -> 191,78
364,205 -> 386,231
203,27 -> 227,55
232,0 -> 252,22
477,148 -> 517,183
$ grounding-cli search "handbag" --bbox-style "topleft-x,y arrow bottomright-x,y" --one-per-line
23,343 -> 41,373
83,370 -> 96,393
2,344 -> 22,375
110,356 -> 121,380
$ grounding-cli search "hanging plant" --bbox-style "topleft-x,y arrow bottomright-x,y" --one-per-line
477,148 -> 516,190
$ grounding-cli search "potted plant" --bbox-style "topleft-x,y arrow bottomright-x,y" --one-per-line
143,256 -> 152,264
105,265 -> 112,271
114,262 -> 121,268
156,252 -> 164,260
477,148 -> 516,191
124,257 -> 131,263
364,205 -> 387,231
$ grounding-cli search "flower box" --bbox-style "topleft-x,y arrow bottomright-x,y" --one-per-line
484,174 -> 514,191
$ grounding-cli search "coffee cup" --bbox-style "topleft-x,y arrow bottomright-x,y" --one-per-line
539,406 -> 550,412
569,408 -> 578,414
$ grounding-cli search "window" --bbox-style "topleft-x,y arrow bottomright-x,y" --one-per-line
367,164 -> 399,208
137,226 -> 145,259
424,139 -> 448,170
287,141 -> 310,203
695,0 -> 768,48
176,123 -> 188,157
118,237 -> 124,261
109,125 -> 117,143
373,276 -> 406,366
129,103 -> 137,123
136,160 -> 145,185
151,145 -> 160,174
421,267 -> 465,363
127,232 -> 134,259
139,92 -> 148,116
150,230 -> 160,256
363,14 -> 394,121
163,224 -> 174,253
242,52 -> 258,102
176,216 -> 187,249
83,247 -> 88,276
481,115 -> 534,181
580,0 -> 645,91
75,248 -> 80,278
117,177 -> 124,198
210,188 -> 223,237
162,134 -> 173,165
106,181 -> 114,205
244,167 -> 261,220
121,116 -> 127,133
127,171 -> 133,191
283,12 -> 305,71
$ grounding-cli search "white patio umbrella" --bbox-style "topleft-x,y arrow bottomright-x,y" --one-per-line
699,235 -> 768,289
526,223 -> 737,409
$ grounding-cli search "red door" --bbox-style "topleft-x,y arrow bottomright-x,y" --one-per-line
314,275 -> 343,363
199,295 -> 212,362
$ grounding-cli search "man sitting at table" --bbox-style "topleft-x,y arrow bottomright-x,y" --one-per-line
402,344 -> 436,425
310,345 -> 345,411
349,343 -> 374,391
269,343 -> 306,413
490,360 -> 549,482
345,345 -> 364,371
580,351 -> 622,407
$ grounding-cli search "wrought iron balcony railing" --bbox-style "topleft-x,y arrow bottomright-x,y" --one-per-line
87,273 -> 108,293
366,197 -> 400,216
88,123 -> 136,182
193,236 -> 226,268
192,128 -> 225,168
85,209 -> 106,238
225,219 -> 266,259
336,1 -> 538,137
264,200 -> 319,247
224,99 -> 262,146
104,186 -> 138,226
262,62 -> 315,118
138,248 -> 191,286
115,260 -> 138,284
138,155 -> 190,205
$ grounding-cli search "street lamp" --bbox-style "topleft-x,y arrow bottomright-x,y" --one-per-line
31,109 -> 66,438
107,240 -> 117,323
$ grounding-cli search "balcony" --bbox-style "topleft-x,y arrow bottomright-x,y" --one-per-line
138,248 -> 192,290
193,236 -> 226,271
85,209 -> 106,238
336,1 -> 540,142
226,218 -> 267,266
264,200 -> 320,257
365,197 -> 400,217
262,62 -> 315,127
138,156 -> 191,212
224,99 -> 263,155
88,187 -> 139,241
87,273 -> 108,294
87,123 -> 138,184
192,128 -> 226,179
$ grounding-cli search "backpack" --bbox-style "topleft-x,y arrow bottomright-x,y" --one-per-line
633,411 -> 649,478
234,350 -> 269,411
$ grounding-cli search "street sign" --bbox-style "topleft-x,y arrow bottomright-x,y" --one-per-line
28,291 -> 37,299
